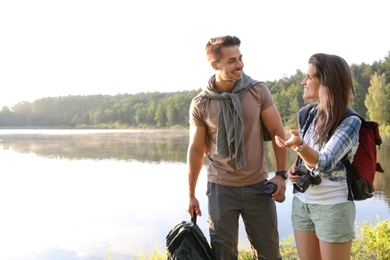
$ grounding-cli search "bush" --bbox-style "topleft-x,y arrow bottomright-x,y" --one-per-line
352,218 -> 390,260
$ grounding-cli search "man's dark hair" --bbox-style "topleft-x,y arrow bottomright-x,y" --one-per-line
205,35 -> 241,62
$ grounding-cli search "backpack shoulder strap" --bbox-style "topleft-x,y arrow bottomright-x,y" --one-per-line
298,104 -> 316,137
343,108 -> 362,121
295,104 -> 316,167
298,104 -> 312,129
341,108 -> 361,163
341,109 -> 360,201
344,108 -> 382,147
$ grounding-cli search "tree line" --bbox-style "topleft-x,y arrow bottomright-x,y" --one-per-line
1,52 -> 389,129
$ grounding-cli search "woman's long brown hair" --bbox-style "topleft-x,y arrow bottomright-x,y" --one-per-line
309,53 -> 355,146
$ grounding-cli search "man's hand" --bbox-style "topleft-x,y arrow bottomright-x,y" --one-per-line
188,197 -> 202,218
267,175 -> 286,202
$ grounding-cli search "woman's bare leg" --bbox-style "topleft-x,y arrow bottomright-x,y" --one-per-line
294,230 -> 321,260
319,240 -> 352,260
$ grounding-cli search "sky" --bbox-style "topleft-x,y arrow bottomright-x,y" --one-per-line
1,0 -> 389,108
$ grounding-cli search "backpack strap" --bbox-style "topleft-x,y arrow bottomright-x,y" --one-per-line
341,108 -> 368,200
343,108 -> 362,124
296,104 -> 316,166
342,153 -> 359,201
298,104 -> 317,137
191,211 -> 197,225
344,108 -> 382,147
341,108 -> 361,165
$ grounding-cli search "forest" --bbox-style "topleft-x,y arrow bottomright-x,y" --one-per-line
1,52 -> 389,130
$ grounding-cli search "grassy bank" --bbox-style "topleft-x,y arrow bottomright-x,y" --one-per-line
132,219 -> 390,260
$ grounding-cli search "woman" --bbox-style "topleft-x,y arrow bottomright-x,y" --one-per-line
275,53 -> 361,260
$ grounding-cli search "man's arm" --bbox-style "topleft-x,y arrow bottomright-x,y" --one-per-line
187,124 -> 207,217
261,104 -> 287,200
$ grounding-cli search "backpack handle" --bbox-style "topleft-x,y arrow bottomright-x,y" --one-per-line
191,211 -> 197,225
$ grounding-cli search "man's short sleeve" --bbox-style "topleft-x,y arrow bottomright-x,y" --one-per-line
248,82 -> 274,112
189,94 -> 207,127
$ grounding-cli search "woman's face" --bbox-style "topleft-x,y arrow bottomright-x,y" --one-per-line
301,63 -> 320,101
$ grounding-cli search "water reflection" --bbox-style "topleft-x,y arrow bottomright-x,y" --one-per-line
0,129 -> 189,162
4,129 -> 387,199
0,129 -> 389,260
0,153 -> 190,259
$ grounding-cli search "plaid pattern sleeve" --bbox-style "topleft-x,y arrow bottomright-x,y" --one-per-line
314,115 -> 361,180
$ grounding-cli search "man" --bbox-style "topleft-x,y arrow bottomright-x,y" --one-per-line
187,35 -> 287,260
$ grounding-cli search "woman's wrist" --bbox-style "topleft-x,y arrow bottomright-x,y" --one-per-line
293,140 -> 306,152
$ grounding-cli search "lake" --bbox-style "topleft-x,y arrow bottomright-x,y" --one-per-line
0,129 -> 389,259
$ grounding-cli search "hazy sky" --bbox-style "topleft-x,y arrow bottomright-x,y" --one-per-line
1,0 -> 389,108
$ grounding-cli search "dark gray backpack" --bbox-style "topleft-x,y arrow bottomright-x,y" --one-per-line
165,214 -> 214,260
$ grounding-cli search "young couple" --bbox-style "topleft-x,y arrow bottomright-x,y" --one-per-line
186,35 -> 359,260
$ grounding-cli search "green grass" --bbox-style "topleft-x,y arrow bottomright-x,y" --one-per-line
130,218 -> 390,260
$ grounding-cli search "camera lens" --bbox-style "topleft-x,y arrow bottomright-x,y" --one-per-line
293,174 -> 312,193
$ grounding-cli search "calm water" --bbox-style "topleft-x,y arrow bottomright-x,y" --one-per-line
0,129 -> 389,260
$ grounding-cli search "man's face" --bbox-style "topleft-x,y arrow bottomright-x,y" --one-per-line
215,45 -> 244,83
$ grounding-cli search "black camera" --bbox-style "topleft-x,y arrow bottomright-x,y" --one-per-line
264,182 -> 285,203
293,163 -> 321,193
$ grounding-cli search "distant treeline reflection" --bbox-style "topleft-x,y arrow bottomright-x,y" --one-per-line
0,130 -> 190,163
1,131 -> 389,199
0,129 -> 298,168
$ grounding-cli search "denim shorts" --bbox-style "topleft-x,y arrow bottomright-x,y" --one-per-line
291,196 -> 356,243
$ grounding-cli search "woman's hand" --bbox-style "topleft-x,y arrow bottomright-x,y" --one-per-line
275,130 -> 302,150
287,163 -> 300,183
